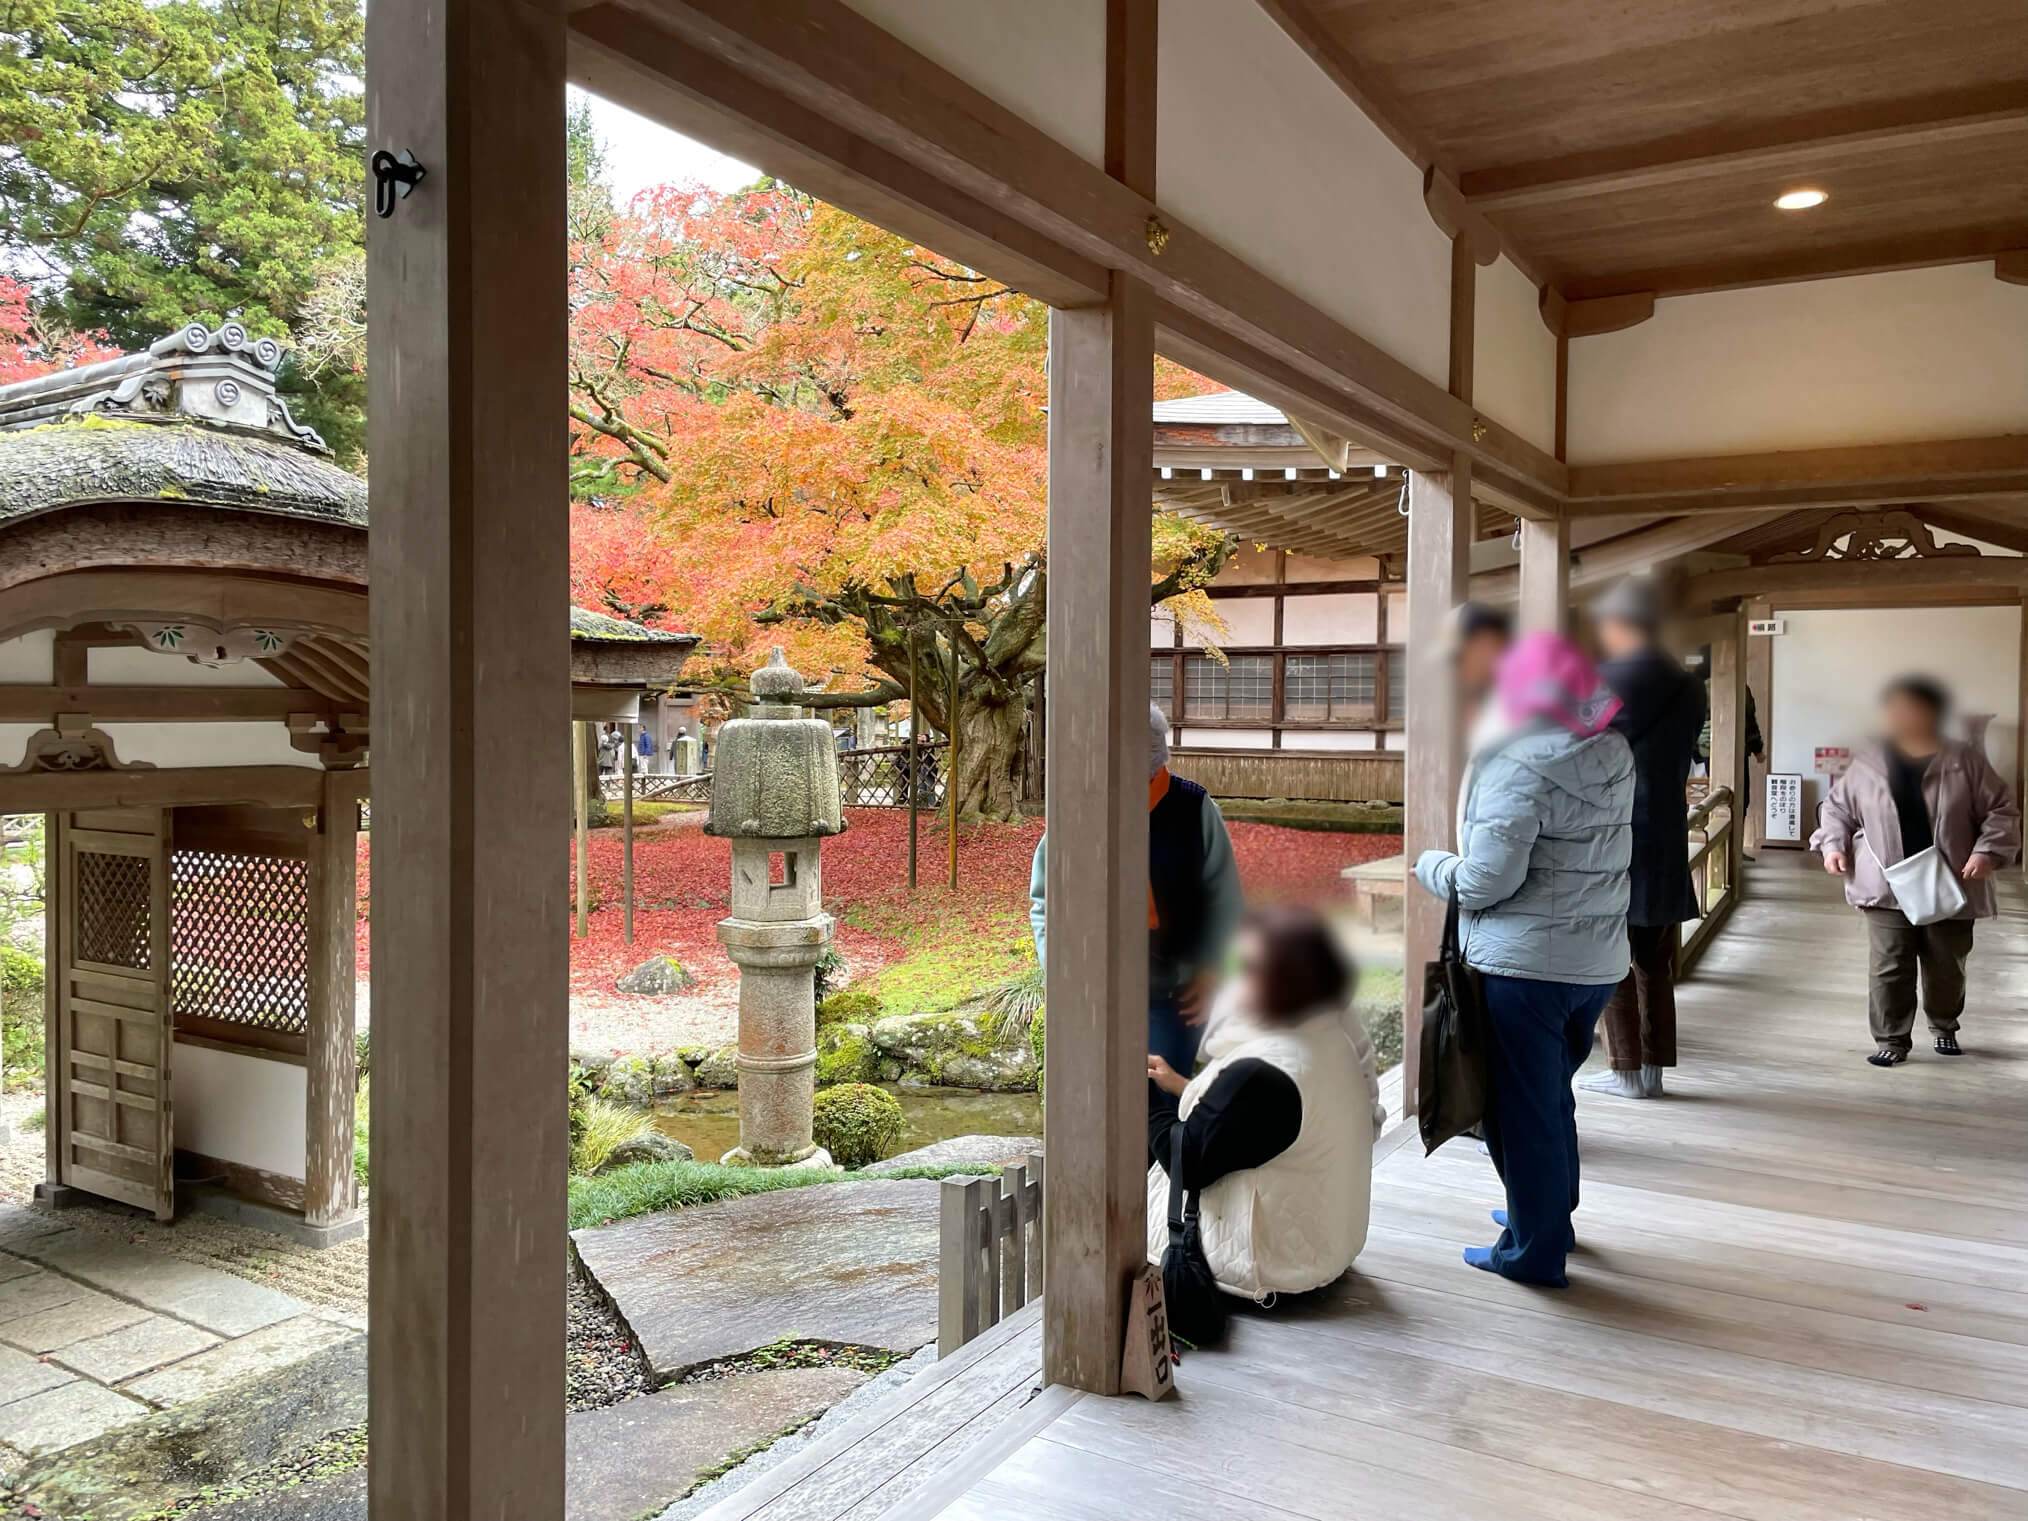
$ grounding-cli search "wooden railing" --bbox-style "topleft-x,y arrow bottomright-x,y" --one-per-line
937,1153 -> 1044,1356
1678,785 -> 1737,975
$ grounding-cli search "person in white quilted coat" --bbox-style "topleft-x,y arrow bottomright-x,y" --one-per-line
1146,907 -> 1381,1324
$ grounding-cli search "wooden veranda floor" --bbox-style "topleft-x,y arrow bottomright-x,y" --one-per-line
710,856 -> 2028,1520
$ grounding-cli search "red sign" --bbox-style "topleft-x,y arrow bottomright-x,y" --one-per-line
1814,746 -> 1852,778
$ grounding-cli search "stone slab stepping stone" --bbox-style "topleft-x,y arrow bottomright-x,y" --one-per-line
572,1179 -> 941,1381
122,1315 -> 354,1408
15,1233 -> 302,1337
0,1379 -> 148,1456
863,1134 -> 1043,1174
0,1266 -> 89,1326
0,1252 -> 43,1286
0,1343 -> 79,1408
0,1286 -> 153,1354
565,1367 -> 868,1521
51,1313 -> 219,1385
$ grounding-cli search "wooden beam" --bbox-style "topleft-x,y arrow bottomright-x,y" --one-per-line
1709,609 -> 1749,906
1998,251 -> 2028,287
365,0 -> 570,1514
0,765 -> 323,813
1562,292 -> 1656,338
1423,169 -> 1500,268
1563,226 -> 2028,304
1568,437 -> 2028,517
0,569 -> 367,646
304,769 -> 360,1229
1462,93 -> 2028,213
1517,517 -> 1571,634
0,686 -> 343,723
1689,556 -> 2028,604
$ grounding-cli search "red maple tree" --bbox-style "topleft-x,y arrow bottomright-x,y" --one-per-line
566,182 -> 1232,819
0,277 -> 117,384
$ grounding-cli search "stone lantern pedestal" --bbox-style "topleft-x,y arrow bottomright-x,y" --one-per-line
707,650 -> 847,1167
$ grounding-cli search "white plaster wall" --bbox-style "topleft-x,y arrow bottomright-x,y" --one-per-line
1567,265 -> 2028,463
1176,728 -> 1275,750
1769,607 -> 2021,807
0,632 -> 52,683
1283,592 -> 1379,645
1475,255 -> 1558,455
1157,0 -> 1451,386
842,0 -> 1105,166
172,1041 -> 307,1180
93,723 -> 314,769
1281,730 -> 1377,752
1187,600 -> 1274,647
88,648 -> 289,687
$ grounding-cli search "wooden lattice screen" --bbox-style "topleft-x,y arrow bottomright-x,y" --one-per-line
168,812 -> 313,1048
75,849 -> 154,970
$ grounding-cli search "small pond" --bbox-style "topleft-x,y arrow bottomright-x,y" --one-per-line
653,1084 -> 1042,1165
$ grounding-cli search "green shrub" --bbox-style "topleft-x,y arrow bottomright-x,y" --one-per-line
1029,1009 -> 1045,1096
1,946 -> 45,1090
353,1079 -> 371,1188
353,1028 -> 371,1086
570,1096 -> 655,1177
816,987 -> 880,1026
982,962 -> 1043,1036
814,1022 -> 879,1085
21,1105 -> 45,1134
813,945 -> 847,1004
0,945 -> 40,993
811,1083 -> 904,1168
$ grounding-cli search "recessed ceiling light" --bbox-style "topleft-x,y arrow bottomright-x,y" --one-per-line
1774,188 -> 1828,211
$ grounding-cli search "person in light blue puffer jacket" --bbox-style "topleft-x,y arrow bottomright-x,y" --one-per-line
1413,631 -> 1634,1288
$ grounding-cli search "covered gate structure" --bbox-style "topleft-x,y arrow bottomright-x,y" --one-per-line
348,0 -> 2028,1513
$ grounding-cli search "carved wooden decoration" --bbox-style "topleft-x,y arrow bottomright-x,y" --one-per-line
3,719 -> 154,774
1768,510 -> 1982,565
116,620 -> 301,666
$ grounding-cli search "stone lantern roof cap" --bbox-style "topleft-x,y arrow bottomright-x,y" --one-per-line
750,646 -> 808,701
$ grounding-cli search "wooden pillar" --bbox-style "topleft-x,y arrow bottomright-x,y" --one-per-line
574,722 -> 591,938
1709,609 -> 1749,902
1517,516 -> 1571,634
1744,596 -> 1773,855
1401,236 -> 1478,1113
365,0 -> 569,1514
304,769 -> 362,1228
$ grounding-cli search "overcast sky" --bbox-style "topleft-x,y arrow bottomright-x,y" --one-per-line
574,88 -> 760,203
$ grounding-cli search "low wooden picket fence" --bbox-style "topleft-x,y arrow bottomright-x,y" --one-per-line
936,1154 -> 1044,1357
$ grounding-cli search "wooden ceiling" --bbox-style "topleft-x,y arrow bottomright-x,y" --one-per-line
1262,0 -> 2028,299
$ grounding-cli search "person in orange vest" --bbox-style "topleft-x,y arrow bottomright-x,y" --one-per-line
1028,703 -> 1244,1076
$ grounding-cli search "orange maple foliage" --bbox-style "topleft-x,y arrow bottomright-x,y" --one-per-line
567,183 -> 1231,817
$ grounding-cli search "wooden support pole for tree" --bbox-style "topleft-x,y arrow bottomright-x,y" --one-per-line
622,720 -> 636,944
304,769 -> 362,1229
1518,515 -> 1571,634
574,721 -> 590,938
1402,234 -> 1479,1116
364,0 -> 569,1511
907,627 -> 920,891
947,632 -> 960,888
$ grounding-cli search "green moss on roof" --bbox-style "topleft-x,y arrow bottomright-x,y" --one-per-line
0,419 -> 367,527
568,606 -> 690,643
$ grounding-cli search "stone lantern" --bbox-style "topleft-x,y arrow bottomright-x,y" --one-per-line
707,648 -> 847,1166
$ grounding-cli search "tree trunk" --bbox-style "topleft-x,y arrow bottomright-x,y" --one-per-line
948,691 -> 1028,823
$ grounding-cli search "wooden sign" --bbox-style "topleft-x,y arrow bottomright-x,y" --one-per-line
1119,1265 -> 1176,1401
1764,772 -> 1804,845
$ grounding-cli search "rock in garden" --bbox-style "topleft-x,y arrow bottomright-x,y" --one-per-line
815,1023 -> 879,1086
692,1047 -> 740,1088
868,1010 -> 1037,1092
597,1132 -> 694,1172
864,1135 -> 1043,1174
615,955 -> 697,996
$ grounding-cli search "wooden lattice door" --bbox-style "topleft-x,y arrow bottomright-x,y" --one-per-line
52,809 -> 173,1219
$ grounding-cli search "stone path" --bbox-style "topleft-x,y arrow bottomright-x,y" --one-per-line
0,1204 -> 357,1470
571,1180 -> 943,1383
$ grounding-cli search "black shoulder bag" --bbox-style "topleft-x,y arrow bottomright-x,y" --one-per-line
1417,881 -> 1493,1156
1160,1122 -> 1228,1347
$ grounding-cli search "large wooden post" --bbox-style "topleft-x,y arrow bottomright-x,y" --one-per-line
304,769 -> 362,1230
1744,596 -> 1773,855
1401,237 -> 1478,1112
1041,0 -> 1156,1397
365,1 -> 570,1514
1518,516 -> 1571,634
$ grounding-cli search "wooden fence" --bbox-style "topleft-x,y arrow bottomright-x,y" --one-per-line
937,1153 -> 1044,1356
1170,746 -> 1404,803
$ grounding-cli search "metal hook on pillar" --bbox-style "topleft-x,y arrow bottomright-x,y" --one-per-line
1396,474 -> 1411,516
1511,517 -> 1523,550
371,149 -> 426,218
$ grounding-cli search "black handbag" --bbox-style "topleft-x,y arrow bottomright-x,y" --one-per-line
1160,1122 -> 1228,1347
1417,882 -> 1493,1156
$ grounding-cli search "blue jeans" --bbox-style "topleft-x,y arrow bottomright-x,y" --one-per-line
1149,991 -> 1201,1076
1480,974 -> 1614,1286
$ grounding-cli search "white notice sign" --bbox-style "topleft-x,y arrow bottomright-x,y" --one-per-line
1764,772 -> 1803,845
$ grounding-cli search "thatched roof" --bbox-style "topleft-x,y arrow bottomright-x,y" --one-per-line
0,418 -> 367,529
568,606 -> 690,645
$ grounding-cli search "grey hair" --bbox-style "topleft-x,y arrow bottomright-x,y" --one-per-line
1150,702 -> 1171,778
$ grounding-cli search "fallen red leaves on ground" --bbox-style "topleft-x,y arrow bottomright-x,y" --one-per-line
355,810 -> 1401,995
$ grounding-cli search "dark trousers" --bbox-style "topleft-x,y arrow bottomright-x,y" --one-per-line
1601,922 -> 1679,1070
1149,991 -> 1202,1075
1481,974 -> 1614,1287
1863,909 -> 1974,1052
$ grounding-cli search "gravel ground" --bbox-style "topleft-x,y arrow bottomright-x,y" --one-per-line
568,1271 -> 655,1411
355,978 -> 740,1059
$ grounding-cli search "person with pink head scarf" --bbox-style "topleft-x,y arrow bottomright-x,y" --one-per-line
1413,631 -> 1635,1286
